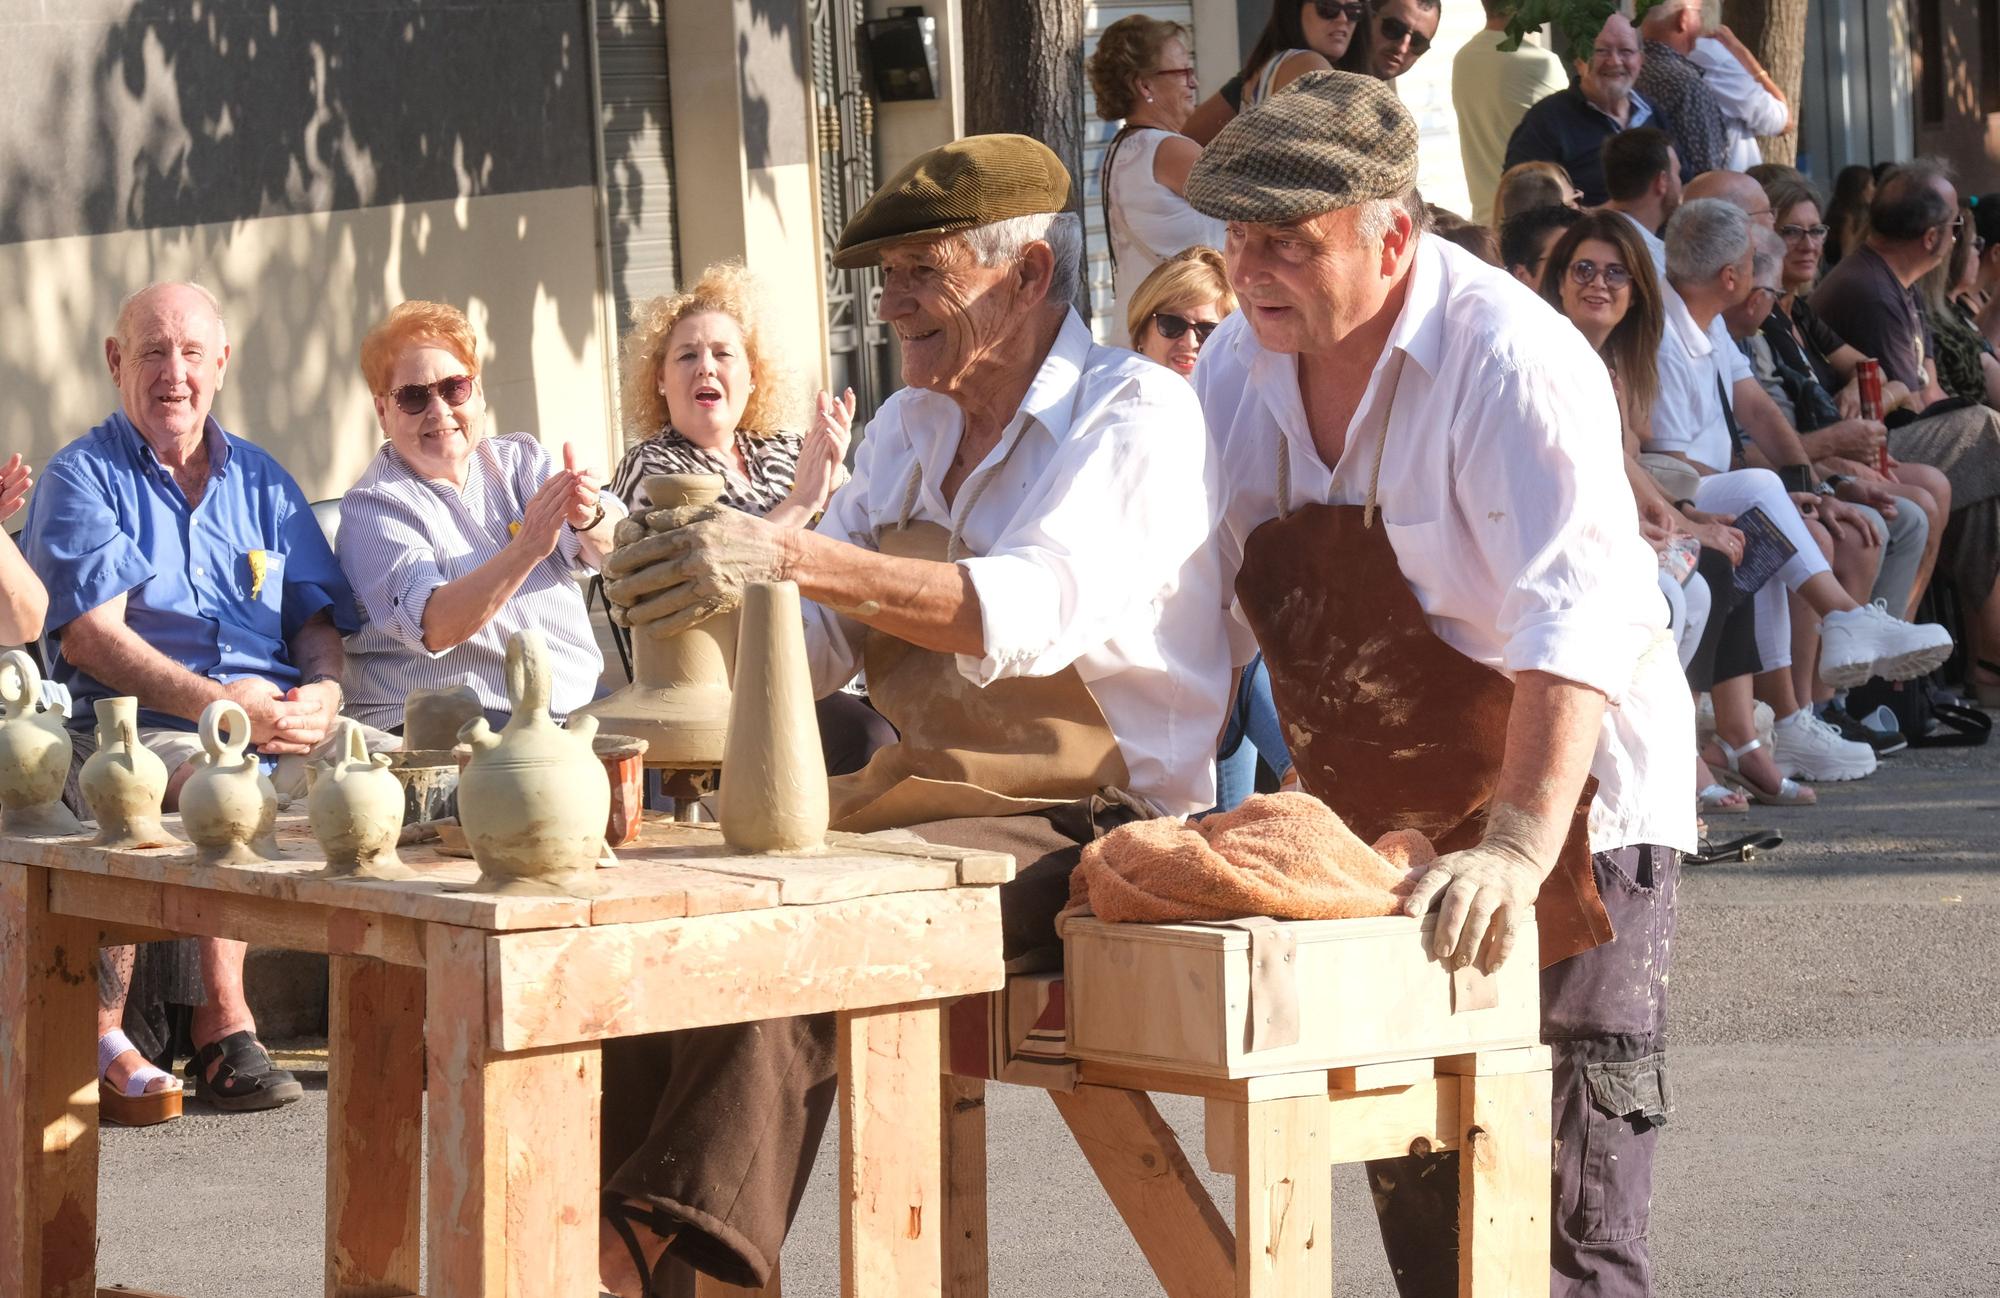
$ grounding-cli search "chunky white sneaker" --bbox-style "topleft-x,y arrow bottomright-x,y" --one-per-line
1771,710 -> 1878,782
1818,601 -> 1954,687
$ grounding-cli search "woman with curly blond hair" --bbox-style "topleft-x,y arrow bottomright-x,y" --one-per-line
610,262 -> 851,526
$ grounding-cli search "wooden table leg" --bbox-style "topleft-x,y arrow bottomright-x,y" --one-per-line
326,954 -> 424,1298
1455,1055 -> 1553,1296
0,865 -> 103,1298
941,1074 -> 989,1298
1233,1093 -> 1332,1298
838,1002 -> 943,1298
425,924 -> 601,1297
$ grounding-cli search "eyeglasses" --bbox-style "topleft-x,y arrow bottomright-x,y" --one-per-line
388,375 -> 475,416
1778,223 -> 1830,244
1148,65 -> 1198,87
1149,312 -> 1219,343
1744,284 -> 1780,306
1376,14 -> 1432,55
1310,0 -> 1367,21
1590,42 -> 1641,62
1567,259 -> 1633,290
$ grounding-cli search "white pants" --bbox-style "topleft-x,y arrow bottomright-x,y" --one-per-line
1659,569 -> 1711,671
1693,468 -> 1832,672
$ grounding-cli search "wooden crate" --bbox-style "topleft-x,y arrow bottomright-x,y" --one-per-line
1062,914 -> 1541,1079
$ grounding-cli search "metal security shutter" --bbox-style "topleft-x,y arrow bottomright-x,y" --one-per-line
1082,1 -> 1196,345
595,0 -> 680,336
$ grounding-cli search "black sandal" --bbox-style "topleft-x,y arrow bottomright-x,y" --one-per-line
1686,829 -> 1784,866
184,1030 -> 304,1111
602,1194 -> 680,1298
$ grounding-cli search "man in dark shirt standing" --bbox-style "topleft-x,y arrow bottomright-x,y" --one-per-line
1505,11 -> 1677,207
1636,0 -> 1731,177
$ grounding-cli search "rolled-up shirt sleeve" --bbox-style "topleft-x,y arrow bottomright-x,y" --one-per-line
336,487 -> 451,657
20,458 -> 153,633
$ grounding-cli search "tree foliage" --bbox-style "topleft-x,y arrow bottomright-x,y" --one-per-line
1496,0 -> 1666,54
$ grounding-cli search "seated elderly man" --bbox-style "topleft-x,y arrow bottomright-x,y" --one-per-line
591,136 -> 1230,1296
20,282 -> 365,1117
1186,70 -> 1694,1297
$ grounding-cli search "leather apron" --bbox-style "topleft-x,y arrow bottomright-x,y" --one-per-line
827,450 -> 1132,834
1232,362 -> 1611,967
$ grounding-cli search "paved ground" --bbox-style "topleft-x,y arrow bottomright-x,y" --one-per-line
98,733 -> 2000,1296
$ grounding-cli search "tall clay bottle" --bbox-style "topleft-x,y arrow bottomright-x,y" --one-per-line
718,580 -> 827,853
80,696 -> 173,848
0,648 -> 84,836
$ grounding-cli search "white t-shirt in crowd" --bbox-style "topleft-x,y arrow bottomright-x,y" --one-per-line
1104,127 -> 1226,348
1691,37 -> 1788,171
1650,283 -> 1754,473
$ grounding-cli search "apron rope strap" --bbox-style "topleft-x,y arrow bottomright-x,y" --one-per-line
1276,350 -> 1401,528
893,419 -> 1034,561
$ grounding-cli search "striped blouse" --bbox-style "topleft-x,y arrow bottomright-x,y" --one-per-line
611,428 -> 804,517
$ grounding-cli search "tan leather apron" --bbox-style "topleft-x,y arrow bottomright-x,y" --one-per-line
1232,365 -> 1611,968
827,449 -> 1132,834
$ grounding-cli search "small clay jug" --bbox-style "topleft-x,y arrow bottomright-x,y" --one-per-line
718,581 -> 828,853
0,649 -> 84,836
456,629 -> 611,896
308,719 -> 415,880
80,696 -> 174,848
179,700 -> 279,865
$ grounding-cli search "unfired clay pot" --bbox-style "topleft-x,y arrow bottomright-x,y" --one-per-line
718,581 -> 828,854
455,629 -> 611,896
80,696 -> 174,849
403,683 -> 483,752
0,649 -> 84,837
179,700 -> 279,866
308,719 -> 415,880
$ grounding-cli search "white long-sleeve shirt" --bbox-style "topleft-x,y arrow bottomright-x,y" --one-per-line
803,310 -> 1232,818
1196,238 -> 1696,854
1692,37 -> 1789,171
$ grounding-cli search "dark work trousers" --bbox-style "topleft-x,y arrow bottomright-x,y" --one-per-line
1684,547 -> 1763,691
599,795 -> 1141,1290
1367,845 -> 1680,1298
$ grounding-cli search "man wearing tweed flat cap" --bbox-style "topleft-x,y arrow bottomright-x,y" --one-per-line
1193,71 -> 1692,1297
591,133 -> 1234,1296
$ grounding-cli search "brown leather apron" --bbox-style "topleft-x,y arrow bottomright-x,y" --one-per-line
1232,368 -> 1611,967
827,451 -> 1132,834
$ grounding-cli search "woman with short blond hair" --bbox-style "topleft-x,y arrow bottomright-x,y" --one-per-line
1125,246 -> 1235,380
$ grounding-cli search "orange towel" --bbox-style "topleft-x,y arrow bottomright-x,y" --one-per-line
1068,792 -> 1435,924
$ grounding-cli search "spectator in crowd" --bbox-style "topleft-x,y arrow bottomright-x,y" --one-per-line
0,454 -> 46,645
1747,161 -> 1808,191
1183,0 -> 1359,144
1601,126 -> 1685,272
1919,198 -> 2000,408
337,301 -> 624,734
1453,0 -> 1567,223
1636,0 -> 1732,178
1499,202 -> 1581,288
1125,246 -> 1235,380
1965,193 -> 2000,325
21,282 -> 355,1120
1342,0 -> 1440,82
1505,11 -> 1673,208
1686,167 -> 1773,222
1086,16 -> 1223,346
1491,160 -> 1581,230
1822,163 -> 1876,270
1690,26 -> 1792,170
1428,207 -> 1502,264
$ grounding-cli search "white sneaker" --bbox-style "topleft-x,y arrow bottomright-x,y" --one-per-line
1818,601 -> 1954,687
1771,710 -> 1878,782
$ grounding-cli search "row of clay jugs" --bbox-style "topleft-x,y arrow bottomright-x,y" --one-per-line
457,628 -> 610,896
179,700 -> 280,865
0,649 -> 84,836
80,696 -> 173,848
719,581 -> 828,854
307,718 -> 414,880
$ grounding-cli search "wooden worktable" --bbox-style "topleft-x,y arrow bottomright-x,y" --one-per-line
0,812 -> 1014,1298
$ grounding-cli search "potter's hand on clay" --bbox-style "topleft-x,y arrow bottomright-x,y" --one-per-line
220,677 -> 323,754
1401,830 -> 1546,974
601,504 -> 787,637
0,454 -> 31,523
513,470 -> 576,559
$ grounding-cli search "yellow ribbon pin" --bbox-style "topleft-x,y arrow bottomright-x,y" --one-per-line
508,521 -> 522,539
247,550 -> 268,598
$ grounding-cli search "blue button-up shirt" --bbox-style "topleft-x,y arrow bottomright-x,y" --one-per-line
21,410 -> 358,731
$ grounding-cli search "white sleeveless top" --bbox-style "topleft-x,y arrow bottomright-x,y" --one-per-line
1104,127 -> 1226,348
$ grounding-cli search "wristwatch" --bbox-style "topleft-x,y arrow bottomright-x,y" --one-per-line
570,500 -> 608,532
1822,473 -> 1854,493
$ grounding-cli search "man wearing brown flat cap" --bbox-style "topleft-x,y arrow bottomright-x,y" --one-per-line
1190,71 -> 1693,1297
591,133 -> 1234,1296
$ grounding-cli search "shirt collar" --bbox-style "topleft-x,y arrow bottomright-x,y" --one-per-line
115,409 -> 233,480
905,308 -> 1094,446
1383,235 -> 1449,378
1663,284 -> 1712,356
1578,86 -> 1654,127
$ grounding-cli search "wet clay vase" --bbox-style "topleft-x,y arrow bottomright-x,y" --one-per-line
307,719 -> 416,880
80,696 -> 173,849
576,473 -> 736,767
718,581 -> 828,854
403,683 -> 483,753
179,700 -> 279,866
0,649 -> 84,837
456,628 -> 611,896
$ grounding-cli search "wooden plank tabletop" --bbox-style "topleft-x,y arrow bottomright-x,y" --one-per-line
0,812 -> 1016,934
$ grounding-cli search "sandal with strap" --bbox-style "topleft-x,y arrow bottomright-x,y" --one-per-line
184,1030 -> 304,1112
1698,782 -> 1749,815
1704,736 -> 1817,806
602,1194 -> 680,1298
98,1028 -> 182,1128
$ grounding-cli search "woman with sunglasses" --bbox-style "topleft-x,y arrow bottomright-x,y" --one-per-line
1921,198 -> 2000,408
1181,0 -> 1360,144
1125,246 -> 1234,379
337,300 -> 624,731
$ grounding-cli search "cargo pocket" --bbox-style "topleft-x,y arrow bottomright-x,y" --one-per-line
1576,1053 -> 1672,1244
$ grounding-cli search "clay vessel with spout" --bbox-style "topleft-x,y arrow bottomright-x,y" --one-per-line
179,700 -> 279,865
718,580 -> 828,853
0,649 -> 84,836
308,718 -> 415,880
80,696 -> 174,848
456,628 -> 611,896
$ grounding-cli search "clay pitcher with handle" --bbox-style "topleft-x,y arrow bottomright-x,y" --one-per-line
0,649 -> 84,836
179,699 -> 279,865
718,580 -> 828,853
455,628 -> 611,896
307,718 -> 415,880
80,696 -> 173,848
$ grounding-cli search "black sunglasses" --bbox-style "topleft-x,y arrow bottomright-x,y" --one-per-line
1150,312 -> 1219,343
1310,0 -> 1367,21
389,374 -> 475,416
1377,13 -> 1432,55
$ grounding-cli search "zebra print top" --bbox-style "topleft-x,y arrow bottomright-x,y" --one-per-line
610,428 -> 804,518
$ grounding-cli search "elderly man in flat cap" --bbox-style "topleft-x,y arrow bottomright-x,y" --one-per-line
1188,72 -> 1694,1297
592,134 -> 1232,1296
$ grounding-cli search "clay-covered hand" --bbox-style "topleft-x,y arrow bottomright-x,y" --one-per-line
600,503 -> 789,637
1400,826 -> 1547,973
